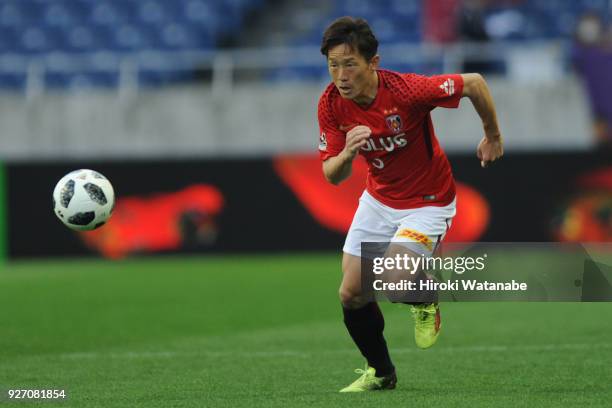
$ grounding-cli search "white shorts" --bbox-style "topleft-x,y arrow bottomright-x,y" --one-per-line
343,190 -> 456,258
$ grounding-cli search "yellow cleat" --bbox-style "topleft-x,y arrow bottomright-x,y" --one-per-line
411,303 -> 441,349
339,366 -> 397,392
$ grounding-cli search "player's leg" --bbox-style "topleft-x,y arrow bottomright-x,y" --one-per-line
339,253 -> 368,308
338,194 -> 397,392
389,200 -> 456,349
339,253 -> 397,392
383,241 -> 442,349
381,242 -> 438,304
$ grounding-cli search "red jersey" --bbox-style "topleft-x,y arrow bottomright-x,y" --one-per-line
317,69 -> 464,209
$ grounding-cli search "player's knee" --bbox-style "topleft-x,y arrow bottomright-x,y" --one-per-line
340,254 -> 364,308
339,286 -> 365,309
338,287 -> 353,305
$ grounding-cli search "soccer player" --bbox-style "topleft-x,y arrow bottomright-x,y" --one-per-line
317,17 -> 504,392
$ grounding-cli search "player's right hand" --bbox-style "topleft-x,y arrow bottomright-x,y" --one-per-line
477,135 -> 504,168
343,125 -> 371,160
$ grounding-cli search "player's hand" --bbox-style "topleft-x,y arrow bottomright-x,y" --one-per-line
343,125 -> 371,160
477,135 -> 504,168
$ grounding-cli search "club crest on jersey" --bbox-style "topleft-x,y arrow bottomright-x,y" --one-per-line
318,132 -> 327,151
385,114 -> 402,133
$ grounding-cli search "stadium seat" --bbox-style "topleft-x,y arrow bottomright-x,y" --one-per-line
0,3 -> 24,27
137,0 -> 181,26
112,24 -> 156,52
20,26 -> 60,53
45,70 -> 120,89
64,26 -> 110,53
0,71 -> 27,89
89,2 -> 131,26
43,2 -> 84,28
138,68 -> 195,87
161,23 -> 212,49
0,26 -> 18,53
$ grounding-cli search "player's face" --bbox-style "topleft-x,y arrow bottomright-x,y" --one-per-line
327,43 -> 379,102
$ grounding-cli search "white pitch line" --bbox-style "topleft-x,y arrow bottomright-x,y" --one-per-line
57,343 -> 612,360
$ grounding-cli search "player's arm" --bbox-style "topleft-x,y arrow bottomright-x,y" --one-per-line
322,126 -> 371,185
461,73 -> 504,168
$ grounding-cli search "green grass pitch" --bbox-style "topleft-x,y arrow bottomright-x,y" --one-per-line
1,254 -> 611,407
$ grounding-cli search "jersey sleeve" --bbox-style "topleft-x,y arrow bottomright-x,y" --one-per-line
317,95 -> 346,161
402,73 -> 464,111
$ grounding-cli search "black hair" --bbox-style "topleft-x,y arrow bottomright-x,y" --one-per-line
320,16 -> 378,61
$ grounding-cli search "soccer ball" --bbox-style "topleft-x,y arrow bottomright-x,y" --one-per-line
52,169 -> 115,231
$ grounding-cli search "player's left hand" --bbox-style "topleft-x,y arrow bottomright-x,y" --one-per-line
477,136 -> 504,168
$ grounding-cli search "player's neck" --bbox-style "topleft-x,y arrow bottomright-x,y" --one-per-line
352,71 -> 379,107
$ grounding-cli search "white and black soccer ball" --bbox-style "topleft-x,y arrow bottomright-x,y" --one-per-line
52,169 -> 115,231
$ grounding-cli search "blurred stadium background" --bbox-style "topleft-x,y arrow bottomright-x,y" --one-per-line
0,0 -> 611,406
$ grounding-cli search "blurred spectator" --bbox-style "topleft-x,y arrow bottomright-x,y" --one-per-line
575,12 -> 605,47
456,0 -> 512,74
423,0 -> 460,43
572,12 -> 612,149
458,0 -> 489,43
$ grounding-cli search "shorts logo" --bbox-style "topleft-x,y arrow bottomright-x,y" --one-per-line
395,228 -> 433,251
385,114 -> 402,133
318,132 -> 327,151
